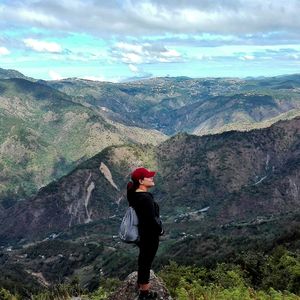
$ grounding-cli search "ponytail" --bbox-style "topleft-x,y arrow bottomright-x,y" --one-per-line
127,179 -> 139,198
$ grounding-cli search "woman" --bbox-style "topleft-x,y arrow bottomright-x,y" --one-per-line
127,167 -> 164,300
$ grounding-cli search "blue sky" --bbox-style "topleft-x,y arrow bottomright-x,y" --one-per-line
1,0 -> 300,82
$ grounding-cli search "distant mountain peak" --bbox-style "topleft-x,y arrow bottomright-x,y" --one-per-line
0,67 -> 34,81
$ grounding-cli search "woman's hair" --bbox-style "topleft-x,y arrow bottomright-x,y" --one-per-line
127,178 -> 140,197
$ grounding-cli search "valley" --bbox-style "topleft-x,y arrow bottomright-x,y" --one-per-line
0,68 -> 299,298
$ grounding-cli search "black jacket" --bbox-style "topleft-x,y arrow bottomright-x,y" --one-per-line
128,192 -> 163,238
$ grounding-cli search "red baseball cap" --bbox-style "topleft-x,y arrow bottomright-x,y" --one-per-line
131,167 -> 156,181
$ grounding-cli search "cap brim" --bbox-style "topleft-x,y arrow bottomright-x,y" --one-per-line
148,171 -> 156,177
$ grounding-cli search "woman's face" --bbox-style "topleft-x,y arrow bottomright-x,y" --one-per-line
139,177 -> 155,188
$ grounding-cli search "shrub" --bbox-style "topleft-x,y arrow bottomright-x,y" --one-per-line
0,288 -> 18,300
261,247 -> 300,294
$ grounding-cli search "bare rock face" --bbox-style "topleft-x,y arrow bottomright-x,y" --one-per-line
108,271 -> 173,300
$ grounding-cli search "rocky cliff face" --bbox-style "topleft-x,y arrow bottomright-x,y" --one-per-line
0,117 -> 299,244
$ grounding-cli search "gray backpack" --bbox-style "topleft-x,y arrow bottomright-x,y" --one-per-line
119,207 -> 139,243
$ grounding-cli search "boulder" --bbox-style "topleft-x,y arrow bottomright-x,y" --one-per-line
108,270 -> 173,300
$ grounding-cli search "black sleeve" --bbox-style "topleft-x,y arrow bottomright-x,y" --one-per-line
136,194 -> 163,235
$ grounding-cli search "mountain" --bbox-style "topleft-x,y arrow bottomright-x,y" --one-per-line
45,77 -> 246,133
165,93 -> 300,135
0,67 -> 34,81
1,116 -> 299,242
1,67 -> 300,202
0,78 -> 167,204
0,116 -> 299,294
2,67 -> 300,296
2,68 -> 300,138
46,76 -> 300,135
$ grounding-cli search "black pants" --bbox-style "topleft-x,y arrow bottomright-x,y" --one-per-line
137,236 -> 159,284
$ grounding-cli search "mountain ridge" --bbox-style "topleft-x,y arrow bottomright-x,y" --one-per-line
46,74 -> 300,135
1,115 -> 299,244
0,77 -> 167,202
0,67 -> 35,81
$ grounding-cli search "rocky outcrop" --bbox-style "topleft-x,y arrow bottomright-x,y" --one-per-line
108,271 -> 173,300
100,162 -> 119,190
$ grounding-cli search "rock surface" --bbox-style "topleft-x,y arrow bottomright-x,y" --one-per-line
108,271 -> 173,300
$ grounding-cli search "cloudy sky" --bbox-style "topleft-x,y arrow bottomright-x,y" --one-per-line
1,0 -> 300,81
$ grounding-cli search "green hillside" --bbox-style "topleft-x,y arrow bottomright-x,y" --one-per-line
0,78 -> 167,203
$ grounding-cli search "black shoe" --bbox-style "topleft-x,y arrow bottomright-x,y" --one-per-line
138,290 -> 158,300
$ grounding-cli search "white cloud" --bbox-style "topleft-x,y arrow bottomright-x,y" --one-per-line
240,55 -> 255,61
18,8 -> 63,28
0,47 -> 10,55
1,0 -> 300,38
48,70 -> 63,80
23,38 -> 62,53
126,1 -> 299,36
193,54 -> 212,61
161,49 -> 181,57
2,1 -> 300,80
157,58 -> 169,62
112,42 -> 183,64
122,52 -> 143,64
0,0 -> 300,58
115,42 -> 143,54
287,54 -> 299,60
128,64 -> 139,72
